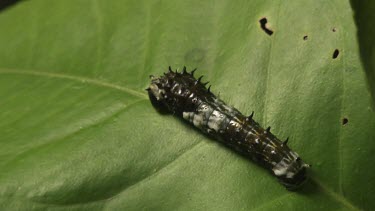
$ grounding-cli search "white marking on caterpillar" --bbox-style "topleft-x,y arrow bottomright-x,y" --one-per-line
208,110 -> 225,132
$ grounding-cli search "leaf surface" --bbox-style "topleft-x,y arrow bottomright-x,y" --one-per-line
0,0 -> 374,210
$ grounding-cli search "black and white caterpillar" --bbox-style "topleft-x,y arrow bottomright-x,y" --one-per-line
146,66 -> 310,190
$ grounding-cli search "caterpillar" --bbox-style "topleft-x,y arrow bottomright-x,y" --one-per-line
146,66 -> 310,190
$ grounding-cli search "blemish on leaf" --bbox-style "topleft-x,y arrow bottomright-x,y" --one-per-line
259,17 -> 273,36
303,35 -> 308,41
332,27 -> 337,32
333,49 -> 339,59
185,48 -> 206,63
342,118 -> 348,125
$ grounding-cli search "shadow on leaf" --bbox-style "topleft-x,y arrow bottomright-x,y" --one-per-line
0,0 -> 21,12
350,1 -> 375,109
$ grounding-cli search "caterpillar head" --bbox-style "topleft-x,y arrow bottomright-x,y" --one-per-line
146,75 -> 170,113
147,66 -> 205,114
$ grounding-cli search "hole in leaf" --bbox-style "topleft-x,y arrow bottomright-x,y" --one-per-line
342,118 -> 348,125
333,49 -> 339,59
303,35 -> 308,41
259,17 -> 273,36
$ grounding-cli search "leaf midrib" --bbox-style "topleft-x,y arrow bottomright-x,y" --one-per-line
0,68 -> 148,99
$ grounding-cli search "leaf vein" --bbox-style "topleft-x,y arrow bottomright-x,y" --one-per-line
312,177 -> 361,211
0,68 -> 148,99
262,0 -> 282,125
0,99 -> 148,170
105,142 -> 205,202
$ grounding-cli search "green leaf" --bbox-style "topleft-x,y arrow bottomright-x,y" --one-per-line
0,0 -> 374,210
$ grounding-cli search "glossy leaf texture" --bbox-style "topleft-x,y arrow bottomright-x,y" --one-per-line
0,0 -> 374,210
